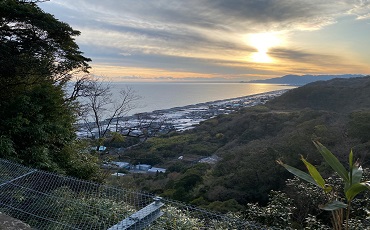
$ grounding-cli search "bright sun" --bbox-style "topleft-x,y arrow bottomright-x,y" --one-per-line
247,33 -> 281,63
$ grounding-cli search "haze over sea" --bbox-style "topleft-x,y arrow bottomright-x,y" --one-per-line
110,82 -> 296,115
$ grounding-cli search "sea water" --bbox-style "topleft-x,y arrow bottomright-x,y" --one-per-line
109,82 -> 296,115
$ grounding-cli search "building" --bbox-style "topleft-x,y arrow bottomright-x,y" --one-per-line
136,164 -> 151,171
112,161 -> 130,169
148,167 -> 166,173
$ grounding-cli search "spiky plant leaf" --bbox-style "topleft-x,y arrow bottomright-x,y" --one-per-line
313,141 -> 349,183
319,200 -> 347,211
345,182 -> 370,201
351,164 -> 363,185
277,160 -> 318,186
301,156 -> 331,192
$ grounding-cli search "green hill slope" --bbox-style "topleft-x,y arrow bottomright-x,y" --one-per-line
122,76 -> 370,211
268,76 -> 370,112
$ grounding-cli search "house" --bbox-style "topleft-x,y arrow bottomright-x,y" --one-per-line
136,164 -> 151,171
111,173 -> 126,177
98,146 -> 107,151
148,167 -> 166,173
112,161 -> 130,169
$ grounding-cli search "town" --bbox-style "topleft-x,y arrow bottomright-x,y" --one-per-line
87,89 -> 289,176
77,89 -> 289,138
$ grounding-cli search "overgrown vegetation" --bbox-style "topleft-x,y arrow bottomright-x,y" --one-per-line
0,0 -> 102,180
119,76 -> 370,228
2,1 -> 370,228
279,141 -> 370,229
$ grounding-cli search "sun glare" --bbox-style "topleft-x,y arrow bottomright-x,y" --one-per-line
247,32 -> 281,63
251,52 -> 272,63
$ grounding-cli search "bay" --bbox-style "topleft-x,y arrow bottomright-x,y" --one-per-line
110,82 -> 296,115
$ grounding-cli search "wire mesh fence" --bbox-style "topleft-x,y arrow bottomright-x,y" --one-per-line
0,158 -> 269,229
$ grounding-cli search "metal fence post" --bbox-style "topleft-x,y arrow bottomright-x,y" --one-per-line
108,197 -> 164,230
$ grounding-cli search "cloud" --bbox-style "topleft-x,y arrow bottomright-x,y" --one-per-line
110,75 -> 264,82
347,0 -> 370,19
56,0 -> 352,31
42,0 -> 370,36
270,48 -> 340,64
44,0 -> 367,58
115,76 -> 143,80
39,0 -> 370,79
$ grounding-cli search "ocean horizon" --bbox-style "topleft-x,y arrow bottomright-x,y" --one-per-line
108,82 -> 296,115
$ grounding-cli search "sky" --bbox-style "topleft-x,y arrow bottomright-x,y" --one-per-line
40,0 -> 370,81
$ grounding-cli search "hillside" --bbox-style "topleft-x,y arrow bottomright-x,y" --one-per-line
119,76 -> 370,212
268,76 -> 370,112
248,74 -> 363,85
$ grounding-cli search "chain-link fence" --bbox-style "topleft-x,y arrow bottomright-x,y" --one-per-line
0,159 -> 269,229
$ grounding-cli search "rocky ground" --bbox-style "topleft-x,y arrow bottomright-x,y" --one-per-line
0,213 -> 32,230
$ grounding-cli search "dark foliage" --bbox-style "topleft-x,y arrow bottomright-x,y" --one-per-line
0,0 -> 101,180
125,76 -> 370,212
268,76 -> 370,112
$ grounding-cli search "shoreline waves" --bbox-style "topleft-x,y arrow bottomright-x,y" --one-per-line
77,89 -> 290,138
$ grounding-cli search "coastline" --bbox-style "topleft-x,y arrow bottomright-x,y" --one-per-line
110,82 -> 296,115
77,89 -> 291,138
151,89 -> 289,114
149,89 -> 289,131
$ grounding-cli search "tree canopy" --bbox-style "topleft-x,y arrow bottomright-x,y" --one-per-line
122,76 -> 370,211
0,0 -> 90,85
0,0 -> 100,180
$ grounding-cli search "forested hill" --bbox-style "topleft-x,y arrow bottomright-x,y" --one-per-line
125,75 -> 370,213
268,76 -> 370,112
248,74 -> 363,85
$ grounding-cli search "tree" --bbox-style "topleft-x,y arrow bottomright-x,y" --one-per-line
80,77 -> 168,149
0,0 -> 90,87
278,141 -> 370,230
80,77 -> 141,139
0,0 -> 100,179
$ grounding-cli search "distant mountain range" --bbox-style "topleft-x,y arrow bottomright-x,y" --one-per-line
248,74 -> 364,85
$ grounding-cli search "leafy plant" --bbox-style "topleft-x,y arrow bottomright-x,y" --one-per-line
244,190 -> 296,228
277,141 -> 370,230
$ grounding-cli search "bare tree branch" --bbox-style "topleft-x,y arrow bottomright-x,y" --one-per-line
77,76 -> 171,151
79,77 -> 139,140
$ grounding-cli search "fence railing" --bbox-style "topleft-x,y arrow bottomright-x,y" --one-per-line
0,159 -> 268,229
